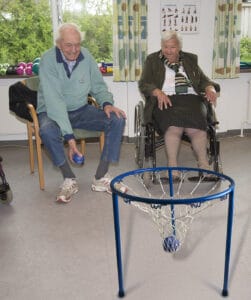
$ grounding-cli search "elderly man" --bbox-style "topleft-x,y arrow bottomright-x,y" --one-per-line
37,23 -> 126,203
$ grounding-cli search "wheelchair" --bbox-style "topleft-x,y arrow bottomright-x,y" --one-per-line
0,156 -> 13,204
134,100 -> 222,174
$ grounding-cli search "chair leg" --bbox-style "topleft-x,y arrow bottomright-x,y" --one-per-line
80,139 -> 86,155
27,122 -> 35,173
34,131 -> 45,190
99,132 -> 105,151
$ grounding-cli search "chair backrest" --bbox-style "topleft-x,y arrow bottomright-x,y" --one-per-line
24,76 -> 39,91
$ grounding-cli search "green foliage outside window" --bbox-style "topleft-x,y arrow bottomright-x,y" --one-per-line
0,0 -> 112,67
240,37 -> 251,63
0,0 -> 53,65
63,0 -> 113,62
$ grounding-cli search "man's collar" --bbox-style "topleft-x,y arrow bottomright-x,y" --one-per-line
55,47 -> 84,78
55,46 -> 84,63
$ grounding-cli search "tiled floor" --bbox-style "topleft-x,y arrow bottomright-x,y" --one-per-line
0,135 -> 250,300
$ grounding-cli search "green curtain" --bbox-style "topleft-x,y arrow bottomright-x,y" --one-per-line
113,0 -> 147,82
212,0 -> 242,79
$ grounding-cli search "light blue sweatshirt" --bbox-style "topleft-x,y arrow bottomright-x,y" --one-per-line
37,46 -> 114,140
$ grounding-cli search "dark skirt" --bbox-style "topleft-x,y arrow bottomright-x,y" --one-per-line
152,94 -> 208,135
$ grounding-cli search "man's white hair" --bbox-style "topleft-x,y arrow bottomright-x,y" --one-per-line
55,23 -> 83,43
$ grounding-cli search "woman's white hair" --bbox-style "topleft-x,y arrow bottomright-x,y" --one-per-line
161,30 -> 182,49
55,23 -> 83,43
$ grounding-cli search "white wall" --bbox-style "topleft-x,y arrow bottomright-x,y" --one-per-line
0,0 -> 251,141
0,78 -> 28,141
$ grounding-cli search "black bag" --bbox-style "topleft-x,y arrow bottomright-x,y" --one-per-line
9,81 -> 37,122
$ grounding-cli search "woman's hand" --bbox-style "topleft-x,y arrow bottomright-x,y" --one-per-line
153,88 -> 172,110
205,86 -> 218,104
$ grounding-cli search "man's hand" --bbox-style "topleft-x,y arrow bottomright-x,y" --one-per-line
104,104 -> 126,119
68,138 -> 82,163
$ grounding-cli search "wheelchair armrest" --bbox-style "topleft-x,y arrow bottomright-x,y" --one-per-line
88,95 -> 100,108
205,100 -> 219,127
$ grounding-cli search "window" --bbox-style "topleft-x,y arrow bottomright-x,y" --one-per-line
0,0 -> 53,70
241,0 -> 251,70
61,0 -> 113,62
0,0 -> 112,75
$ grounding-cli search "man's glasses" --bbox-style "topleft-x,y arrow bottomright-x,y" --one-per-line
63,43 -> 81,49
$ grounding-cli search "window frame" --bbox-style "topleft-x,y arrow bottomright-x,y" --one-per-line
240,0 -> 251,72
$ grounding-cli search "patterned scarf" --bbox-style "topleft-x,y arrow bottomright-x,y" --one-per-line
159,51 -> 192,94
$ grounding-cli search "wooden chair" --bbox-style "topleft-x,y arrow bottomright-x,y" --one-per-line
24,77 -> 104,190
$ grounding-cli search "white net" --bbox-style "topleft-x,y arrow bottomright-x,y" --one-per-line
112,168 -> 230,252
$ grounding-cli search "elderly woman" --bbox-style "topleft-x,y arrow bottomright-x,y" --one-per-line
138,30 -> 220,175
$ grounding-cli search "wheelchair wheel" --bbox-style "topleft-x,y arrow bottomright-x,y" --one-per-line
134,101 -> 145,168
0,185 -> 13,204
0,157 -> 13,204
207,126 -> 223,173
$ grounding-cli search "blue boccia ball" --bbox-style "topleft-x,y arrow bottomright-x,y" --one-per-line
163,235 -> 180,252
73,154 -> 85,165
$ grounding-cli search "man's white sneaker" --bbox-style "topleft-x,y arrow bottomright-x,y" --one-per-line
56,178 -> 79,203
91,173 -> 127,194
